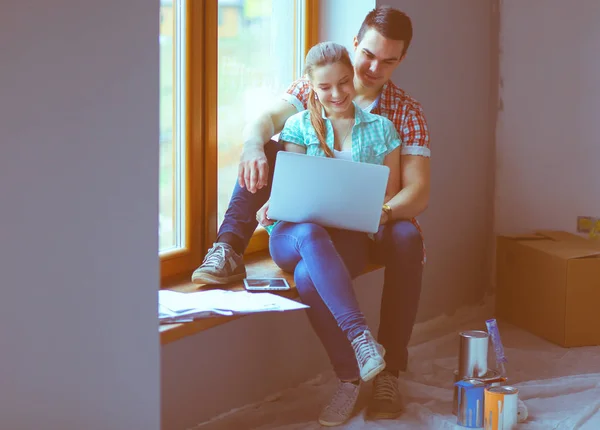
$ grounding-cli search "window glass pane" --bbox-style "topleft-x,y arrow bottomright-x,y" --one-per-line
159,0 -> 186,253
217,0 -> 298,227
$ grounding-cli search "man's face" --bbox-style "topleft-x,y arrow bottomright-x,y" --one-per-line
353,28 -> 405,89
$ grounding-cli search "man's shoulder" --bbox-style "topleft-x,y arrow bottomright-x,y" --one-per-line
286,76 -> 311,93
284,77 -> 311,111
383,80 -> 426,114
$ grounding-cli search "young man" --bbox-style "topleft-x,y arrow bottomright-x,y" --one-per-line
192,6 -> 430,425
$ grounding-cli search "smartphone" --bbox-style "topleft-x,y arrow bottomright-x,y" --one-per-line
243,278 -> 291,292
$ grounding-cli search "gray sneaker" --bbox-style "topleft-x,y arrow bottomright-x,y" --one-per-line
191,242 -> 246,285
351,330 -> 386,382
366,370 -> 404,420
318,380 -> 360,427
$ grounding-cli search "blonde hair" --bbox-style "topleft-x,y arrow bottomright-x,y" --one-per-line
304,42 -> 354,158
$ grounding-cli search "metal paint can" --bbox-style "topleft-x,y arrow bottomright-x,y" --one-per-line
453,370 -> 461,415
458,330 -> 489,378
453,369 -> 507,416
455,379 -> 486,428
484,386 -> 519,430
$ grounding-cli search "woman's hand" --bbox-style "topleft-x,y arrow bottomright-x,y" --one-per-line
256,200 -> 276,227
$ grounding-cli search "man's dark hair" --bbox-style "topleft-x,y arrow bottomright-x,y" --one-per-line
356,6 -> 413,57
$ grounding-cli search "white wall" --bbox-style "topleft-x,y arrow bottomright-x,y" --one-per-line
0,2 -> 160,430
318,0 -> 376,53
162,1 -> 496,428
495,0 -> 600,235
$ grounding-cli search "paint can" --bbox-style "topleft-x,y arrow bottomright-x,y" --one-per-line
453,369 -> 461,415
484,386 -> 519,430
455,379 -> 486,428
453,369 -> 507,415
458,330 -> 489,378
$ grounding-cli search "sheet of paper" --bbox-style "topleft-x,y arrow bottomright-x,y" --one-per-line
158,289 -> 308,321
219,290 -> 309,313
159,290 -> 213,313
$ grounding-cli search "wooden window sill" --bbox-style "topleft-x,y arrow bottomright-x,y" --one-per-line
160,251 -> 383,345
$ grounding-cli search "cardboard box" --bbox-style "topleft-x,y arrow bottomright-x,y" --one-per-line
495,230 -> 600,347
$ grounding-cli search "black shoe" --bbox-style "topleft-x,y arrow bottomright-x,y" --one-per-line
366,370 -> 404,420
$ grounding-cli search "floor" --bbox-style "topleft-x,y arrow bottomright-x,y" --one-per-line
193,300 -> 600,429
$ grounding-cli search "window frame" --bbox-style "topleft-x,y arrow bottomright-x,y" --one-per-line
160,0 -> 319,285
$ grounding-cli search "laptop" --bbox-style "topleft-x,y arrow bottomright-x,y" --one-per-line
268,151 -> 390,234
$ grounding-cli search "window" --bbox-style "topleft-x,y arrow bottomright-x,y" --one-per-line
159,0 -> 181,254
159,0 -> 318,283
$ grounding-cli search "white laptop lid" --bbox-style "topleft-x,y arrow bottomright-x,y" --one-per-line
268,152 -> 390,234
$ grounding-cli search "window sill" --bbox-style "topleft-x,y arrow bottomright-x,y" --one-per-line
159,251 -> 383,345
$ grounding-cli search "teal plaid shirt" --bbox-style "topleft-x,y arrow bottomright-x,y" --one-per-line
278,101 -> 401,165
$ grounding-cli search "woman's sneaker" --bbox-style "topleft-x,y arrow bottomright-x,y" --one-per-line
318,380 -> 360,427
191,242 -> 246,284
351,330 -> 386,382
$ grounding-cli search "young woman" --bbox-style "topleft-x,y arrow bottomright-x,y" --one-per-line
256,41 -> 402,425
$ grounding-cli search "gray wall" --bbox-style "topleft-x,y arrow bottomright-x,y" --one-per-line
495,0 -> 600,236
162,1 -> 497,428
0,1 -> 160,429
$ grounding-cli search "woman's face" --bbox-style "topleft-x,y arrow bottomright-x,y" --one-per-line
310,62 -> 356,116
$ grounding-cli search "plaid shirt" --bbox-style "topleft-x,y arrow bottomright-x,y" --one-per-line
283,77 -> 430,263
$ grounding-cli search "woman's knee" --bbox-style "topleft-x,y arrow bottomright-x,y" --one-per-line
292,223 -> 331,247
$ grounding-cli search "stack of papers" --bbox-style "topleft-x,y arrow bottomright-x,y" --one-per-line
159,289 -> 309,324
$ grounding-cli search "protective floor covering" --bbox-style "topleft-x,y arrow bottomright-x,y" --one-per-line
195,300 -> 600,429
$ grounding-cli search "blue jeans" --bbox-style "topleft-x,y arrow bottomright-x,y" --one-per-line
217,140 -> 424,379
217,141 -> 284,252
269,222 -> 371,344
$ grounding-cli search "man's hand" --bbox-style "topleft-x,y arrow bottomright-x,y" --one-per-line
379,209 -> 390,225
238,100 -> 297,193
256,201 -> 275,227
238,144 -> 269,193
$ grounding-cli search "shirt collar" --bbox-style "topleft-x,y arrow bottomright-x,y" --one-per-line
320,101 -> 378,124
374,81 -> 390,113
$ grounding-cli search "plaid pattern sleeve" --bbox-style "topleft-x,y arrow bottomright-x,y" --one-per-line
377,81 -> 431,158
401,108 -> 431,157
282,77 -> 311,112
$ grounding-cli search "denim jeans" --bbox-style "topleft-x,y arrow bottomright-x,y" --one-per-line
217,140 -> 284,251
307,220 -> 423,380
217,140 -> 424,379
269,222 -> 371,345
